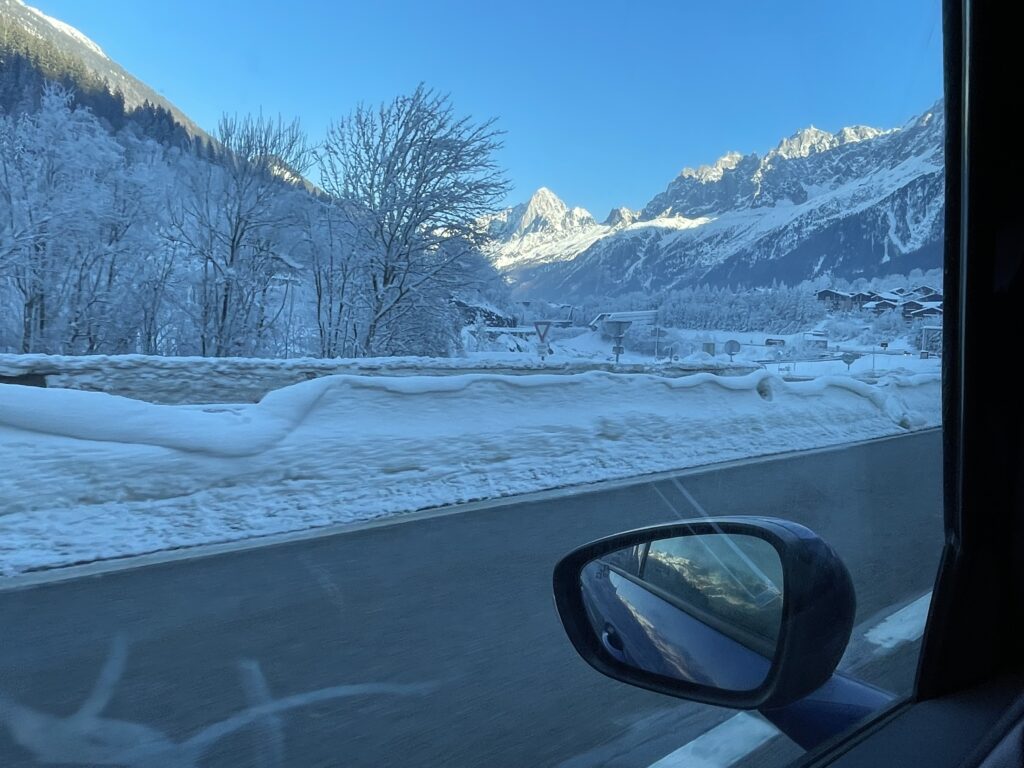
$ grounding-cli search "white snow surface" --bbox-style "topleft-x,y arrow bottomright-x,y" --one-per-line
0,370 -> 939,576
864,592 -> 932,650
21,0 -> 108,59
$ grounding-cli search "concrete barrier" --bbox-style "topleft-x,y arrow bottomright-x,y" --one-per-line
0,354 -> 761,404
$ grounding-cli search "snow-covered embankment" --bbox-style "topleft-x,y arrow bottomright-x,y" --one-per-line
0,370 -> 939,575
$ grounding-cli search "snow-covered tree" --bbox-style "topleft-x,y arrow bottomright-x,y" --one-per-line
317,85 -> 509,356
301,198 -> 367,358
164,113 -> 311,356
1,85 -> 123,352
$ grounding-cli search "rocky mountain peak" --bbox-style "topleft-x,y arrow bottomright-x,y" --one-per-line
603,207 -> 638,227
680,151 -> 745,183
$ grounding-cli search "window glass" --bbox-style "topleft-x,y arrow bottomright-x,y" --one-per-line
0,0 -> 945,766
601,543 -> 644,576
641,534 -> 783,650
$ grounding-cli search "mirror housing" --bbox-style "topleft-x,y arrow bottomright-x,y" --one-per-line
553,517 -> 856,710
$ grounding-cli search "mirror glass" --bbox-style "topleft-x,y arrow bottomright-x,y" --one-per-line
580,532 -> 784,691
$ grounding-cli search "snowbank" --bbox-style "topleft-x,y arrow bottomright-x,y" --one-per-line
0,370 -> 940,575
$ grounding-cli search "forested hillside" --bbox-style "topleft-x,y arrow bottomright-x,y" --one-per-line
1,14 -> 509,358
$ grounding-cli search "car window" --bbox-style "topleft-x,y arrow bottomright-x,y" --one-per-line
0,0 -> 945,766
601,542 -> 645,577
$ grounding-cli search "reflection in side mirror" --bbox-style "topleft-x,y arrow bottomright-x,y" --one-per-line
581,533 -> 783,692
553,517 -> 859,712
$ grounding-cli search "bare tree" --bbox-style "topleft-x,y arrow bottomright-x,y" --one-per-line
317,84 -> 509,356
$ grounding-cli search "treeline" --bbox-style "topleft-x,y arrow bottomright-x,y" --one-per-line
580,284 -> 827,333
1,73 -> 510,356
804,269 -> 944,296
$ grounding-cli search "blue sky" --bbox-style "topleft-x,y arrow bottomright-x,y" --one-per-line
31,0 -> 943,217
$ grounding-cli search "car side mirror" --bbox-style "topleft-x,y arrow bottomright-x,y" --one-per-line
552,517 -> 856,710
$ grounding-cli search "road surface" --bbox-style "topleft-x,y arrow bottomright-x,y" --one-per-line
0,430 -> 942,767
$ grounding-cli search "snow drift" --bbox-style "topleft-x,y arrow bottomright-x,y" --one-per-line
0,371 -> 940,575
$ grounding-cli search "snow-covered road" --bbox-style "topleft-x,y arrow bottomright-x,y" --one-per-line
0,370 -> 940,575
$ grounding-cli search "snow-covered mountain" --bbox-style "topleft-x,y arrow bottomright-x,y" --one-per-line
481,188 -> 605,270
1,0 -> 206,138
490,102 -> 943,299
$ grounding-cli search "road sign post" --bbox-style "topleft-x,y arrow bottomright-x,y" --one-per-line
651,326 -> 667,359
603,320 -> 632,364
534,321 -> 552,362
724,339 -> 741,362
841,352 -> 859,372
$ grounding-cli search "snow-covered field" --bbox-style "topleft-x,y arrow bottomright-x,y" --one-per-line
0,370 -> 939,576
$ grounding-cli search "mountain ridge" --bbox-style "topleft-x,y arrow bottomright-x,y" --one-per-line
487,100 -> 943,298
2,1 -> 944,302
1,0 -> 207,140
